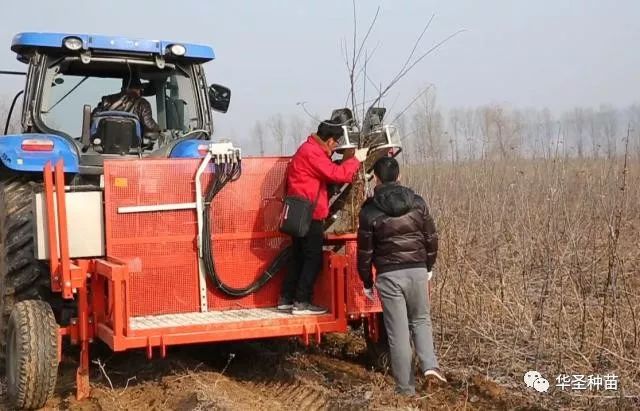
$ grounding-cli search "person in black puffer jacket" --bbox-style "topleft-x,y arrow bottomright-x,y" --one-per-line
357,156 -> 445,396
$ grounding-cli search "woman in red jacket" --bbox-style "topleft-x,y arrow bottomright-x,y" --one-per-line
278,119 -> 368,315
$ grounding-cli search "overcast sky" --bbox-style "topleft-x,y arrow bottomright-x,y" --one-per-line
0,0 -> 638,143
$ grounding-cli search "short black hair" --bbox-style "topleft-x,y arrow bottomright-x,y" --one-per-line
373,156 -> 400,183
317,119 -> 343,142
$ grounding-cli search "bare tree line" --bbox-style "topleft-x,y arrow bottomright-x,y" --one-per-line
401,89 -> 640,163
250,113 -> 317,156
245,89 -> 640,161
2,90 -> 637,162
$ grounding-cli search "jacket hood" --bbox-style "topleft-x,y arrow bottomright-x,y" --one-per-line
373,182 -> 415,217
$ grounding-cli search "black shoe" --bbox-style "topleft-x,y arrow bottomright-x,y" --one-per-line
277,297 -> 294,310
291,302 -> 327,315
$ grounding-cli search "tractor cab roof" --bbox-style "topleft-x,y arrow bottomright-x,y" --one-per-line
11,32 -> 215,64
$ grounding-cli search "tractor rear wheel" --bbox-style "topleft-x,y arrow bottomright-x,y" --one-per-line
0,175 -> 51,373
6,300 -> 58,410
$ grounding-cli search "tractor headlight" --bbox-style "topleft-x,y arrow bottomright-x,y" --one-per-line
63,36 -> 83,51
169,44 -> 186,56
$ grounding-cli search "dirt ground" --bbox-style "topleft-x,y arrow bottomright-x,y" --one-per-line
0,331 -> 548,411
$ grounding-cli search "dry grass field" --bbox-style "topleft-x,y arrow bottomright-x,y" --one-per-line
406,154 -> 640,409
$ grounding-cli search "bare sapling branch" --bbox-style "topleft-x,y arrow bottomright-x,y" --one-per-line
390,84 -> 435,125
367,27 -> 466,113
345,2 -> 381,126
349,0 -> 359,122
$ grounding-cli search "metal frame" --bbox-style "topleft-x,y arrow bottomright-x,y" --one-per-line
25,53 -> 213,154
374,124 -> 402,150
115,150 -> 213,311
335,125 -> 357,151
0,70 -> 26,76
93,252 -> 348,353
194,151 -> 213,311
118,202 -> 197,213
44,160 -> 103,400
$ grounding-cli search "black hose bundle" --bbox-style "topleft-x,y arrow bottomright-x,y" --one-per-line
201,159 -> 292,297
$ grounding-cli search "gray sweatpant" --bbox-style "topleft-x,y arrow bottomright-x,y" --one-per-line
375,267 -> 438,394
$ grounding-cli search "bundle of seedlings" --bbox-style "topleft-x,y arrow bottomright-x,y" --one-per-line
318,2 -> 464,234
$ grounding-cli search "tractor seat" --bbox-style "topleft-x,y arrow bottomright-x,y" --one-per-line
91,111 -> 142,155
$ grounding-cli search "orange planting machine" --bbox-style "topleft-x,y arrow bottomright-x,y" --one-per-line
27,150 -> 394,407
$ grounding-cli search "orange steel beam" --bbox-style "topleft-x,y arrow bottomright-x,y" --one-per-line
43,162 -> 61,292
75,273 -> 90,401
97,319 -> 348,352
53,160 -> 73,299
325,233 -> 357,241
44,160 -> 93,399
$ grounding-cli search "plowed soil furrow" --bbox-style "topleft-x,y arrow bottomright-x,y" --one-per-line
243,376 -> 329,410
0,335 -> 544,410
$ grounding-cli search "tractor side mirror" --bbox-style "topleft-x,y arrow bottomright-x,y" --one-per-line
208,84 -> 231,113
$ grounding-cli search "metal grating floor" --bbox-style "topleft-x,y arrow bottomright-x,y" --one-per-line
130,308 -> 303,330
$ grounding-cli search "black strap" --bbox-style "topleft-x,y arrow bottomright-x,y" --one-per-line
311,184 -> 321,211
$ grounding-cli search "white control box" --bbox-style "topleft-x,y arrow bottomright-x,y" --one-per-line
33,191 -> 105,260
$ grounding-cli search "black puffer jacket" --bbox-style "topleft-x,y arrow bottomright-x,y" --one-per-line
357,182 -> 438,288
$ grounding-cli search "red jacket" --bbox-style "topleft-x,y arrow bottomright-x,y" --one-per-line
286,135 -> 361,220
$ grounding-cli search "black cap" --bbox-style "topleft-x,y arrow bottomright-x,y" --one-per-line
122,73 -> 143,89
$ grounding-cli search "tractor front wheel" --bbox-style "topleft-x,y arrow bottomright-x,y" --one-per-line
6,300 -> 59,410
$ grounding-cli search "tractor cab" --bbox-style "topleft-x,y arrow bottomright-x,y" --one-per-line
1,33 -> 231,175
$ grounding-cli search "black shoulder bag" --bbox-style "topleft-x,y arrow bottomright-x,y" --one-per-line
278,188 -> 321,238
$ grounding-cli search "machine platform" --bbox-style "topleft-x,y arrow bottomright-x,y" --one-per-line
129,308 -> 331,331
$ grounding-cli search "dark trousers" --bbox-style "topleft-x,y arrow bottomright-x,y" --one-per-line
281,220 -> 324,303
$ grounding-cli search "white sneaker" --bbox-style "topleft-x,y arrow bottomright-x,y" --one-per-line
277,297 -> 293,311
424,368 -> 447,383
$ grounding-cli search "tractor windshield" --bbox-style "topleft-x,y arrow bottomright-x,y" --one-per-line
38,56 -> 201,138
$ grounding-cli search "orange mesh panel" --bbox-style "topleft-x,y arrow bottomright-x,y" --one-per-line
206,158 -> 291,310
104,157 -> 291,316
345,241 -> 382,314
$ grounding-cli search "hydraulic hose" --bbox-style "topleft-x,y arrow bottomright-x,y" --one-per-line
201,159 -> 292,297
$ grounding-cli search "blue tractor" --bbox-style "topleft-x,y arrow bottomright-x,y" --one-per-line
0,33 -> 231,409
